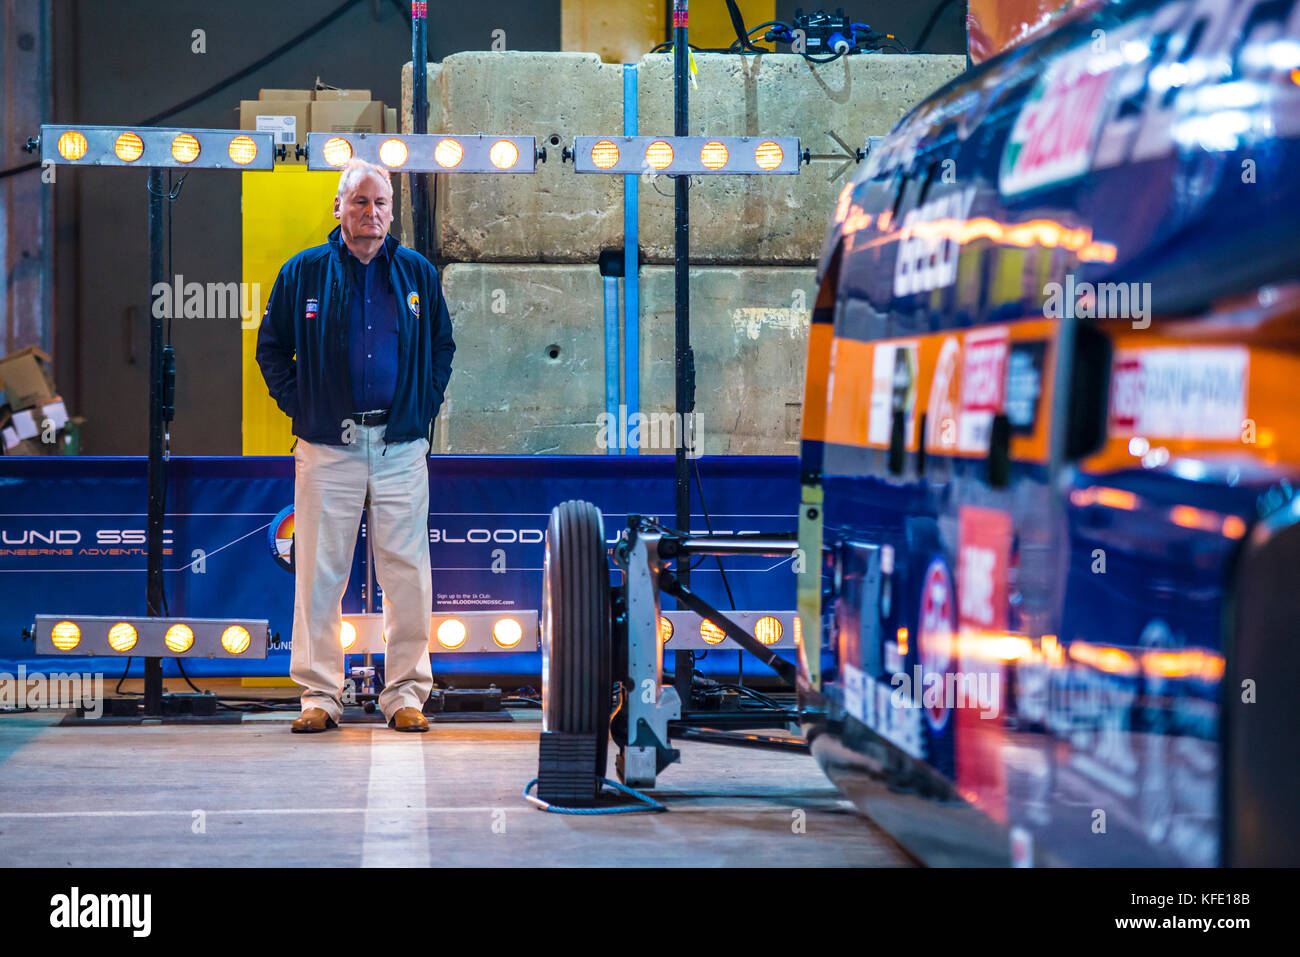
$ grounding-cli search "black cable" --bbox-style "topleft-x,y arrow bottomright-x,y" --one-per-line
115,657 -> 141,696
0,160 -> 39,180
690,455 -> 736,610
914,0 -> 960,53
173,658 -> 207,695
138,0 -> 366,127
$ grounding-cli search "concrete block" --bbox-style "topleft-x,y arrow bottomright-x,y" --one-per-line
406,53 -> 627,262
404,52 -> 966,264
435,263 -> 815,456
436,263 -> 608,454
632,53 -> 968,264
637,266 -> 815,455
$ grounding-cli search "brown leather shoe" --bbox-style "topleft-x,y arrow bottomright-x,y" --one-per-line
291,707 -> 338,733
388,706 -> 429,732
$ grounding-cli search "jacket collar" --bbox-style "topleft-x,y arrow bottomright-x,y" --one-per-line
328,225 -> 398,264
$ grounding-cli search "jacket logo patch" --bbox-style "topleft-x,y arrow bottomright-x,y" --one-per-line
305,298 -> 318,319
407,292 -> 420,317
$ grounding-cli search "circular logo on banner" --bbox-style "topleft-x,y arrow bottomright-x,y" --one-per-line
268,504 -> 295,573
917,556 -> 957,732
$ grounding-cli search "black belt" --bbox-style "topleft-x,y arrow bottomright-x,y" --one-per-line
351,410 -> 389,425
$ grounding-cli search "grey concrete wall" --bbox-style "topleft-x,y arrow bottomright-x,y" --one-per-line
437,263 -> 813,455
406,51 -> 967,264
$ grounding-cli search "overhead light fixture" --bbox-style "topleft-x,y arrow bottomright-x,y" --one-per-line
658,616 -> 674,644
226,135 -> 259,166
489,138 -> 520,170
571,135 -> 801,175
38,125 -> 274,170
700,619 -> 727,645
378,137 -> 409,168
322,136 -> 354,167
114,132 -> 144,162
493,617 -> 523,648
437,618 -> 468,649
341,611 -> 539,654
655,611 -> 799,650
700,140 -> 729,170
33,615 -> 268,658
645,139 -> 675,170
307,132 -> 539,173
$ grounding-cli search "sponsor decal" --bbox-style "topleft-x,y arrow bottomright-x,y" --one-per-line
917,557 -> 957,733
1005,340 -> 1047,435
1108,347 -> 1248,440
893,186 -> 976,297
841,662 -> 926,759
956,505 -> 1013,822
305,298 -> 318,320
958,327 -> 1009,453
867,341 -> 918,447
267,505 -> 295,573
1000,43 -> 1114,196
925,336 -> 962,452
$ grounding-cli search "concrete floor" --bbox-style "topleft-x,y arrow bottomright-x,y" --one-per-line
0,690 -> 913,867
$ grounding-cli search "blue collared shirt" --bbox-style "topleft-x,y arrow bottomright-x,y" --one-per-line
344,242 -> 399,411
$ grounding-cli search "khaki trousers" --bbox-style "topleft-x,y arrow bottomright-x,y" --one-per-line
290,425 -> 433,723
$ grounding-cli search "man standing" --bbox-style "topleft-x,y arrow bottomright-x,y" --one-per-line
256,159 -> 455,733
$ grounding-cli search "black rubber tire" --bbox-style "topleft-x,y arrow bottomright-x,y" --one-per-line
542,500 -> 613,786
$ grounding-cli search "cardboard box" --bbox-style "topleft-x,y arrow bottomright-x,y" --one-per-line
240,99 -> 311,163
259,88 -> 314,100
385,106 -> 397,134
6,397 -> 66,443
0,346 -> 57,411
310,99 -> 384,134
315,89 -> 371,101
7,437 -> 52,455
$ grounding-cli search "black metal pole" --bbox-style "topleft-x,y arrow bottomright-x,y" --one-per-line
144,166 -> 165,716
672,1 -> 694,706
411,1 -> 432,260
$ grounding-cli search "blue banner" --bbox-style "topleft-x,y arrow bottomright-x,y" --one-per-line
0,455 -> 800,678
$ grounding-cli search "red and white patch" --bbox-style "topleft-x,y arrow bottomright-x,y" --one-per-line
957,327 -> 1009,453
918,557 -> 957,733
1108,347 -> 1248,440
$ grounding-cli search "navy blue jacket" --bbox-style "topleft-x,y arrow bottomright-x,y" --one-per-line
255,226 -> 455,447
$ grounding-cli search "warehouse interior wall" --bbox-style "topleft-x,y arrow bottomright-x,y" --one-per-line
48,0 -> 560,456
44,0 -> 959,456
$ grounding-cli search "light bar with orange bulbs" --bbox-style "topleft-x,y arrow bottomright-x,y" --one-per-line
38,125 -> 274,170
571,136 -> 801,175
32,615 -> 268,659
656,611 -> 798,650
339,610 -> 540,654
306,132 -> 538,173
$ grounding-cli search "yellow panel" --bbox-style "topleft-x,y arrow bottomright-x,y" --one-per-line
561,0 -> 776,61
241,165 -> 340,455
688,0 -> 775,52
562,0 -> 664,63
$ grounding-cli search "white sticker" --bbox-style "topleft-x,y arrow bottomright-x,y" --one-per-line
957,328 -> 1009,453
255,114 -> 296,145
1108,348 -> 1248,440
867,341 -> 918,446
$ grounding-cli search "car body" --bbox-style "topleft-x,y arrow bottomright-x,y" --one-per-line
795,0 -> 1300,866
